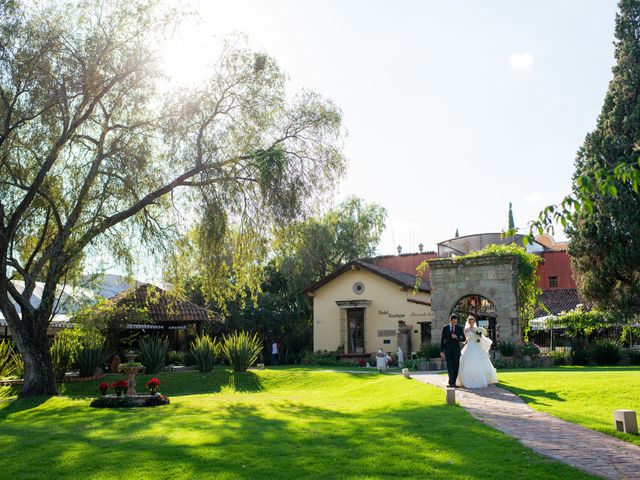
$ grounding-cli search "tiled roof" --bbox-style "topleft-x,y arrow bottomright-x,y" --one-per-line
534,288 -> 591,317
107,283 -> 221,323
357,261 -> 430,291
303,259 -> 430,293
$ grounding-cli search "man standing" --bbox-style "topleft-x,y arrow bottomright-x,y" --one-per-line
440,314 -> 466,387
271,341 -> 279,365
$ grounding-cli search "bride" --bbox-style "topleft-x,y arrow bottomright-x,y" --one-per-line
456,315 -> 498,388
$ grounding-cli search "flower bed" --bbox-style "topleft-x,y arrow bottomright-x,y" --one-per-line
90,394 -> 170,408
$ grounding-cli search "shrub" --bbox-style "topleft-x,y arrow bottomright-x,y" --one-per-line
167,350 -> 185,365
493,358 -> 532,369
190,335 -> 219,372
417,342 -> 441,358
404,358 -> 421,369
221,331 -> 262,372
570,347 -> 590,366
50,331 -> 81,383
76,341 -> 104,377
138,336 -> 169,374
496,341 -> 516,356
301,350 -> 341,366
627,348 -> 640,365
550,350 -> 569,366
517,342 -> 540,359
591,339 -> 621,365
0,340 -> 19,379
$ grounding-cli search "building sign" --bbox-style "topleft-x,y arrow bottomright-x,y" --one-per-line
377,309 -> 406,319
377,329 -> 396,337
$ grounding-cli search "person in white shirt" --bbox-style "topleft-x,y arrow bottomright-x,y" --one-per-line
271,341 -> 279,365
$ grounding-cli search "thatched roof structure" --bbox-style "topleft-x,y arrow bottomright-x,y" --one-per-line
107,283 -> 222,325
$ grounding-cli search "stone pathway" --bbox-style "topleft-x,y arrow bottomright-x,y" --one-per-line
412,373 -> 640,480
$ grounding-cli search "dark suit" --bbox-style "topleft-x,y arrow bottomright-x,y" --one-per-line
440,324 -> 466,386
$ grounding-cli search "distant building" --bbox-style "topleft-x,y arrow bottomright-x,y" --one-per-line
306,233 -> 585,354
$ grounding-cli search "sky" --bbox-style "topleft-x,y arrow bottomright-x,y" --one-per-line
161,0 -> 619,257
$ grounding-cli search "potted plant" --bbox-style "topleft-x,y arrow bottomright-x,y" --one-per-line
112,379 -> 129,396
146,377 -> 161,394
98,381 -> 109,396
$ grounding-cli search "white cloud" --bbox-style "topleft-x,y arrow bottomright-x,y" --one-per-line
509,52 -> 534,72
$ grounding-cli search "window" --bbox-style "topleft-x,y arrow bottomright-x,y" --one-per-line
549,276 -> 558,288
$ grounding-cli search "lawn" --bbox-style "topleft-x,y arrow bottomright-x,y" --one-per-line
0,370 -> 597,480
498,366 -> 640,446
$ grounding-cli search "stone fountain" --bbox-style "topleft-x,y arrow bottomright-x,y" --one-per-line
118,351 -> 144,395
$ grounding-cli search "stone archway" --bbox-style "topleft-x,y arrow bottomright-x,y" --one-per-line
428,255 -> 521,344
450,294 -> 498,342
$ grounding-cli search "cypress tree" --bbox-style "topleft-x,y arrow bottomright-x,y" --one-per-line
567,0 -> 640,317
455,228 -> 459,238
508,202 -> 515,231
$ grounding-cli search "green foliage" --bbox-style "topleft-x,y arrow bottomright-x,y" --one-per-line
417,342 -> 441,358
496,341 -> 516,356
403,357 -> 421,369
138,336 -> 169,374
167,350 -> 185,366
221,331 -> 262,372
0,340 -> 20,379
508,202 -> 515,230
590,339 -> 621,365
551,306 -> 623,340
627,349 -> 640,365
301,350 -> 342,366
50,330 -> 82,383
570,347 -> 591,366
550,350 -> 569,366
76,341 -> 105,377
190,335 -> 220,373
1,0 -> 345,396
274,196 -> 387,294
517,342 -> 541,358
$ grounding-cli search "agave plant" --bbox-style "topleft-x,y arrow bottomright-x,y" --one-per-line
76,341 -> 104,378
0,340 -> 20,379
221,331 -> 262,372
50,333 -> 81,383
190,335 -> 220,373
138,336 -> 170,374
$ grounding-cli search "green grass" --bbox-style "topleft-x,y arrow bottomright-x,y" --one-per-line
0,370 -> 596,480
499,366 -> 640,446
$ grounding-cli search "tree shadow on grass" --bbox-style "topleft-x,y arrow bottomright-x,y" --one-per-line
498,381 -> 565,405
0,394 -> 597,480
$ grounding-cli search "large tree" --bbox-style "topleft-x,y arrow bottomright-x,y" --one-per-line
0,0 -> 344,396
274,196 -> 387,293
566,0 -> 640,318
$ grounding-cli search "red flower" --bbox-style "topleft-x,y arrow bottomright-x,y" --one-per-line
98,382 -> 109,391
112,380 -> 129,389
146,378 -> 161,388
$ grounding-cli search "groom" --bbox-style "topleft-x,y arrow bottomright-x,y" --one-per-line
440,314 -> 466,387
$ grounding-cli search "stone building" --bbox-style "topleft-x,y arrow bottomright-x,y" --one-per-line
306,233 -> 584,354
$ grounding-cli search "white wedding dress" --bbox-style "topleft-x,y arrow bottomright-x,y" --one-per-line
456,327 -> 498,388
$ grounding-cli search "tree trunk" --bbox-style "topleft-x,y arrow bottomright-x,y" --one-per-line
12,320 -> 58,397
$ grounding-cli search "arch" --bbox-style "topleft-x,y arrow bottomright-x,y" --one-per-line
449,293 -> 499,342
427,255 -> 521,344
